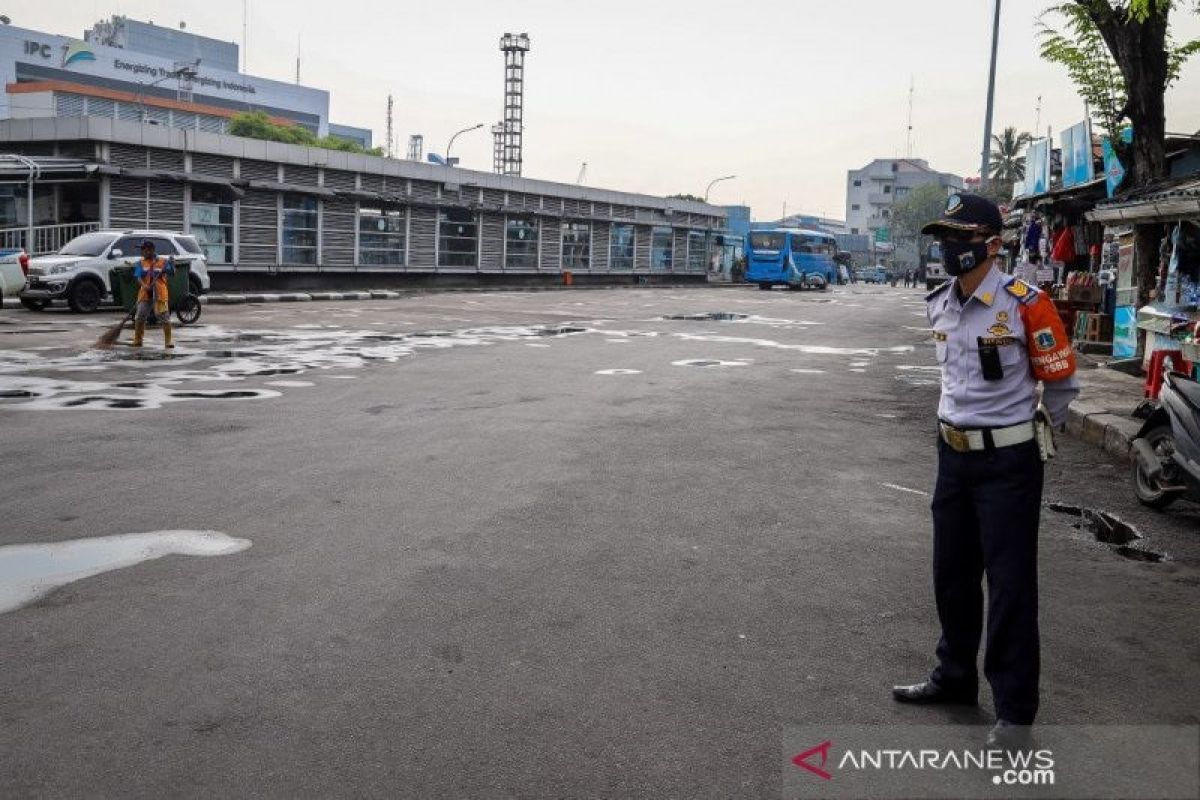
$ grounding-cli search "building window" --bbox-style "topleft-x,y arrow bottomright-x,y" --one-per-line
851,227 -> 859,234
851,204 -> 861,211
358,207 -> 406,266
505,215 -> 538,270
891,162 -> 899,172
610,223 -> 635,270
852,180 -> 862,187
651,226 -> 673,271
686,230 -> 707,271
189,186 -> 234,264
561,222 -> 591,270
883,184 -> 891,194
438,207 -> 478,268
281,193 -> 318,265
881,209 -> 890,218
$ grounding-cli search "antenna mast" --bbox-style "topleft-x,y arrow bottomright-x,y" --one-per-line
492,122 -> 505,174
499,33 -> 530,176
386,95 -> 394,158
906,76 -> 915,158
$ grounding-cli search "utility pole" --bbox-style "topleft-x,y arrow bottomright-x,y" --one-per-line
979,0 -> 1001,189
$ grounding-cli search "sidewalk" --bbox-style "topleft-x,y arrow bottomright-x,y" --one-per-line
1065,356 -> 1146,462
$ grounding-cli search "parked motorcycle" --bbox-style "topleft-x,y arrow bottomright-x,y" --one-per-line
1131,371 -> 1200,509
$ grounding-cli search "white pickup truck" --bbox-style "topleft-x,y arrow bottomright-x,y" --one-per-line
0,248 -> 28,308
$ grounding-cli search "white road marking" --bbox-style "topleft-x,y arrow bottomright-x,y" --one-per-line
881,483 -> 930,497
595,369 -> 642,375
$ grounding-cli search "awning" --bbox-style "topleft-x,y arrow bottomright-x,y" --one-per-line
1088,174 -> 1200,224
156,171 -> 245,199
247,179 -> 337,198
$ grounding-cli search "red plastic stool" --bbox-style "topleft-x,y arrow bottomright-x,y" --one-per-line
1144,349 -> 1190,399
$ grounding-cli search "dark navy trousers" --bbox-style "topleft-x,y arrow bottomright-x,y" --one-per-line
929,437 -> 1043,724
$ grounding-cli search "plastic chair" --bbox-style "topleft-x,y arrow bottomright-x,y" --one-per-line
1145,349 -> 1187,399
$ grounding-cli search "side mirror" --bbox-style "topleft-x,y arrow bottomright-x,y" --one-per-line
109,248 -> 123,259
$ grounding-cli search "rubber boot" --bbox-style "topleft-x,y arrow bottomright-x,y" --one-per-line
162,321 -> 174,349
131,320 -> 145,347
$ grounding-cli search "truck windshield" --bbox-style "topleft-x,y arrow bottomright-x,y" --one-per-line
750,233 -> 785,251
59,233 -> 119,257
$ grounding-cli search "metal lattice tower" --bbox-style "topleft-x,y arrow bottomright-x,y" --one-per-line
499,33 -> 530,176
386,95 -> 395,159
407,134 -> 423,161
491,122 -> 506,174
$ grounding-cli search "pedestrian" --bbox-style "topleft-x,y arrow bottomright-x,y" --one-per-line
132,239 -> 175,349
892,193 -> 1079,750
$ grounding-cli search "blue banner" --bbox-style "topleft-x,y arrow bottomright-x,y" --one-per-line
1061,120 -> 1094,188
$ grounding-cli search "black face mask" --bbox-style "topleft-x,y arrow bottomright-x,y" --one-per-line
941,240 -> 990,276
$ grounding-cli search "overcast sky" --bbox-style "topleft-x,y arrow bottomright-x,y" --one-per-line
12,0 -> 1200,219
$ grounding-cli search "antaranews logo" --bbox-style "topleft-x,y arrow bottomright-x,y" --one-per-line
790,737 -> 1055,786
791,740 -> 833,781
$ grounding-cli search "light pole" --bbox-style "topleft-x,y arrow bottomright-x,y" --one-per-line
445,123 -> 484,167
704,174 -> 736,202
135,60 -> 200,123
979,0 -> 1001,189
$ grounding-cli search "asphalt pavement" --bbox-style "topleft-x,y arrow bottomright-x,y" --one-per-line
1,285 -> 1197,798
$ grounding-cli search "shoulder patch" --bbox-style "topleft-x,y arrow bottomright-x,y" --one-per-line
925,282 -> 951,302
1004,278 -> 1039,305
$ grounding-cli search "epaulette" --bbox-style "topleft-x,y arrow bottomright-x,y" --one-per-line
925,281 -> 952,302
1003,277 -> 1040,305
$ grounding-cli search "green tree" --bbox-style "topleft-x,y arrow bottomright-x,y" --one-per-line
989,126 -> 1033,193
668,193 -> 705,202
1039,1 -> 1200,304
228,111 -> 384,156
891,183 -> 952,266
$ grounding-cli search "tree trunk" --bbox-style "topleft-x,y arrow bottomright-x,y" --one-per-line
1080,0 -> 1170,306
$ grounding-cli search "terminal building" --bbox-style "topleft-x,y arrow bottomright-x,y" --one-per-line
0,17 -> 724,288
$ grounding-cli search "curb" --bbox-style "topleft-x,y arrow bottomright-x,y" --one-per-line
199,283 -> 748,305
1065,404 -> 1141,463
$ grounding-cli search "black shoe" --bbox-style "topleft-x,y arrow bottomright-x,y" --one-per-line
891,681 -> 977,706
986,720 -> 1033,751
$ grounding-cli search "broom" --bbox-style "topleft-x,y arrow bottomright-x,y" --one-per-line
95,306 -> 136,349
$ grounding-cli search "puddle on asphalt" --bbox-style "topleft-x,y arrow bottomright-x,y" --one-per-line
660,312 -> 821,327
0,322 -> 596,412
672,359 -> 750,368
1046,503 -> 1166,562
672,333 -> 912,357
0,530 -> 251,614
664,312 -> 749,321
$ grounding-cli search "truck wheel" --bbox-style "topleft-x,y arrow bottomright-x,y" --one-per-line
757,283 -> 771,291
20,298 -> 49,311
67,279 -> 103,313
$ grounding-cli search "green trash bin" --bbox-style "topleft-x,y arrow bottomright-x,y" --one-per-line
109,264 -> 137,313
109,260 -> 192,319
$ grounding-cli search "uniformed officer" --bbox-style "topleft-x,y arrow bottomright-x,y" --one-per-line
891,193 -> 1079,749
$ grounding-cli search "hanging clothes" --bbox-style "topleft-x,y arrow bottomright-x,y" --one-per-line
1051,226 -> 1076,264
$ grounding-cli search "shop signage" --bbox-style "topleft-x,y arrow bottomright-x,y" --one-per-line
1113,305 -> 1137,359
1061,119 -> 1094,188
1101,128 -> 1132,198
1026,137 -> 1052,196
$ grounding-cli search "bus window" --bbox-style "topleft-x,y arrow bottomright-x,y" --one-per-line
750,232 -> 785,252
791,234 -> 835,255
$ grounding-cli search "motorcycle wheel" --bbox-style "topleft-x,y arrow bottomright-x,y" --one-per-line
1132,425 -> 1181,509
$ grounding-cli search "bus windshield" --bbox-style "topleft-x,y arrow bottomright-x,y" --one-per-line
749,233 -> 785,252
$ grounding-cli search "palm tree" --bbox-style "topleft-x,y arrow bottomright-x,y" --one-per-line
989,127 -> 1033,183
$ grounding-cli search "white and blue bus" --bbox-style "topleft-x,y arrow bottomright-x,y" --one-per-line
743,228 -> 837,291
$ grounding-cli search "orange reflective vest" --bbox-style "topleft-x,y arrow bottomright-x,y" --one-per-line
135,257 -> 171,304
